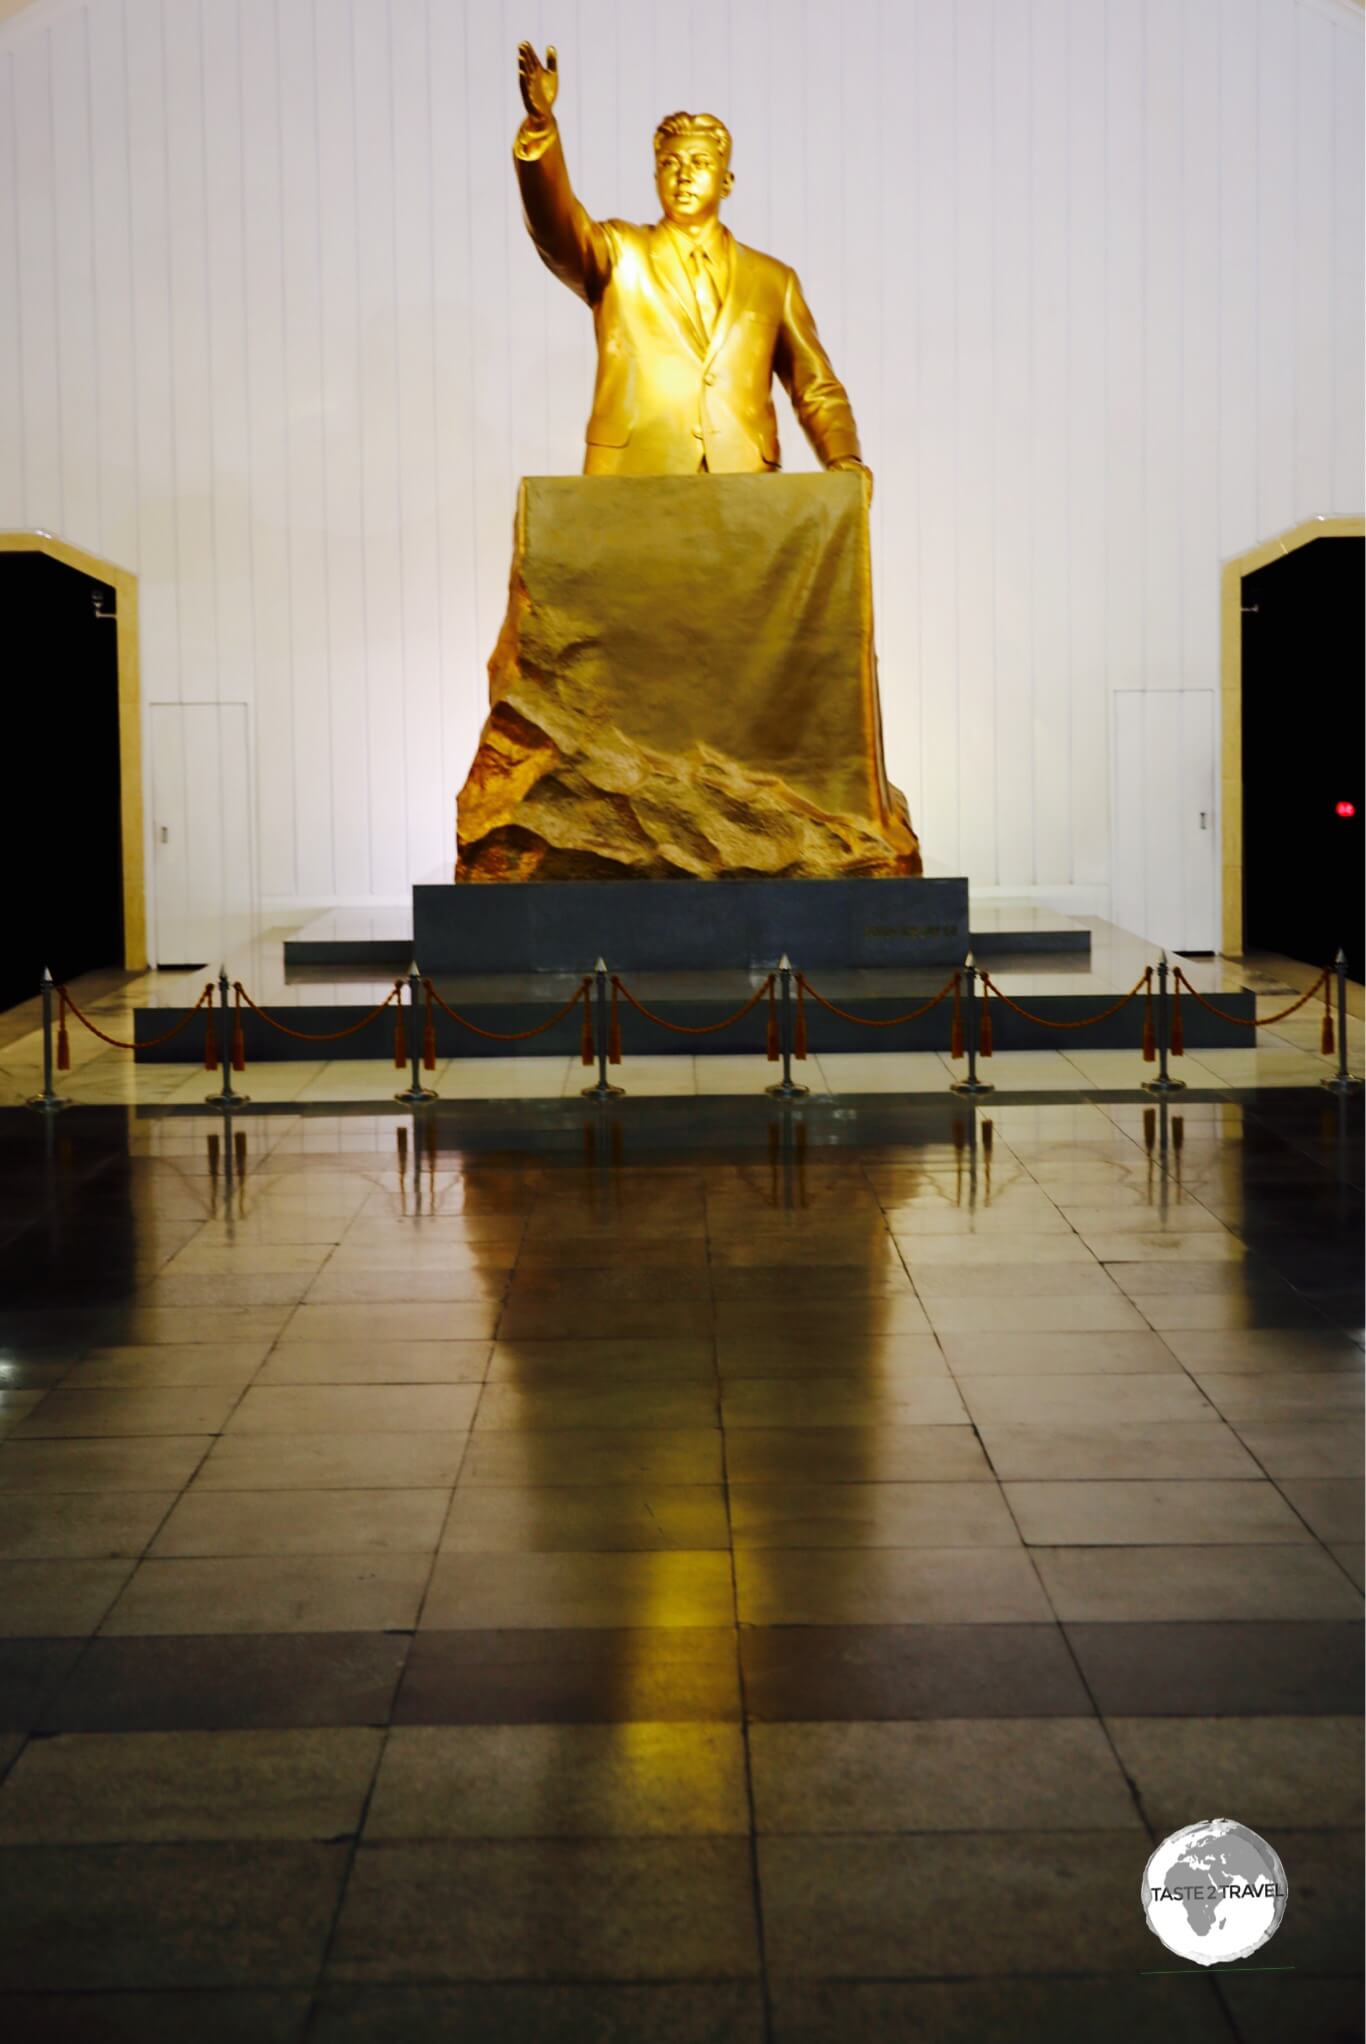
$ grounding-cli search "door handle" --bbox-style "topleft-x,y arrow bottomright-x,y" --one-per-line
1198,812 -> 1208,831
159,825 -> 170,843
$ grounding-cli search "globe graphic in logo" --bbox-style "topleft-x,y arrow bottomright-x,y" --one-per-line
1142,1818 -> 1289,1966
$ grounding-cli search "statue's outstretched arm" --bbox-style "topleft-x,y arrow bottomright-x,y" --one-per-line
513,43 -> 611,304
776,270 -> 864,473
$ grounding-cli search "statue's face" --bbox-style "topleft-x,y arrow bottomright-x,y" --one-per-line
654,136 -> 732,226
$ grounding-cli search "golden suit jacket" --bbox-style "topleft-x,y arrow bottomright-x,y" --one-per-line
514,122 -> 862,476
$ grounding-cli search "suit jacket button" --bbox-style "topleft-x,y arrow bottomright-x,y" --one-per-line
692,425 -> 704,439
704,371 -> 716,386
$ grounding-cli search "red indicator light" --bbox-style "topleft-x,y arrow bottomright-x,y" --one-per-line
1335,800 -> 1356,818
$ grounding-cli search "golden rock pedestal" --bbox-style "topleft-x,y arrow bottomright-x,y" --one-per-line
455,473 -> 920,882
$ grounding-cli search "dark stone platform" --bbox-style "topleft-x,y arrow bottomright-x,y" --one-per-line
411,875 -> 969,974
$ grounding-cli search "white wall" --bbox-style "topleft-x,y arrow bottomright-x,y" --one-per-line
1,0 -> 1362,932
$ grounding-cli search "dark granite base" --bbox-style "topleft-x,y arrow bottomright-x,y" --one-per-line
412,876 -> 970,974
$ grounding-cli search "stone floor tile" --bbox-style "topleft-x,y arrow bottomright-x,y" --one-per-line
978,1420 -> 1260,1480
8,1388 -> 242,1440
193,1432 -> 470,1491
728,1480 -> 1019,1548
721,1378 -> 968,1427
396,1627 -> 740,1725
42,1633 -> 410,1732
224,1384 -> 481,1436
923,1295 -> 1149,1333
328,1838 -> 760,1982
473,1382 -> 718,1432
768,1978 -> 1231,2044
0,1492 -> 176,1559
1158,1327 -> 1366,1372
0,1727 -> 382,1842
1187,1371 -> 1365,1422
365,1723 -> 749,1837
0,1560 -> 135,1637
151,1489 -> 450,1558
723,1426 -> 991,1485
0,1437 -> 212,1492
1064,1619 -> 1364,1716
458,1427 -> 723,1488
739,1623 -> 1090,1720
421,1551 -> 734,1630
1105,1714 -> 1364,1834
714,1334 -> 949,1379
1034,1543 -> 1363,1622
958,1373 -> 1215,1425
735,1548 -> 1052,1626
758,1831 -> 1152,1978
68,1345 -> 272,1387
1003,1478 -> 1313,1546
1233,1421 -> 1366,1477
255,1341 -> 491,1385
284,1303 -> 499,1344
0,1841 -> 347,1988
488,1338 -> 714,1383
310,1983 -> 764,2044
1217,1969 -> 1366,2044
441,1485 -> 730,1552
0,1991 -> 311,2043
102,1555 -> 432,1635
0,1639 -> 85,1730
750,1718 -> 1141,1833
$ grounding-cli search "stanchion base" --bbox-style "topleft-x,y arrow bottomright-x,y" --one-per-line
1321,1074 -> 1363,1094
26,1094 -> 71,1114
205,1090 -> 250,1107
394,1087 -> 438,1105
950,1078 -> 995,1096
581,1082 -> 626,1100
1141,1077 -> 1187,1095
765,1080 -> 810,1098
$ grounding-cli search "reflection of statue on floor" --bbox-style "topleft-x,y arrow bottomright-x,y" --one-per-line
453,45 -> 921,884
512,41 -> 871,487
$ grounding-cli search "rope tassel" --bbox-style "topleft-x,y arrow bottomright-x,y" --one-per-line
608,978 -> 622,1065
793,977 -> 808,1060
1321,972 -> 1335,1056
1142,969 -> 1155,1062
978,982 -> 993,1058
766,979 -> 780,1060
580,983 -> 594,1066
56,989 -> 70,1071
1170,971 -> 1184,1058
950,972 -> 964,1060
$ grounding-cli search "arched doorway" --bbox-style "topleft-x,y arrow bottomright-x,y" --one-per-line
0,532 -> 146,1011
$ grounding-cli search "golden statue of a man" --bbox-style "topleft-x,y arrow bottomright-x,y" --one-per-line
514,42 -> 871,486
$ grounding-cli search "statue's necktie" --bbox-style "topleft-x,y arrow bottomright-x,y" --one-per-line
690,247 -> 721,339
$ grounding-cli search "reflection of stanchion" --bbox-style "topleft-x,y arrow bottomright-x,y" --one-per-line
206,968 -> 249,1107
1321,949 -> 1362,1095
1142,954 -> 1186,1096
27,969 -> 70,1114
949,954 -> 994,1096
766,956 -> 809,1099
395,963 -> 437,1105
581,959 -> 625,1101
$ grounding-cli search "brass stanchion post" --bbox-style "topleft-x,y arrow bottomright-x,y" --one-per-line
1142,953 -> 1186,1095
27,968 -> 70,1114
395,961 -> 437,1105
766,955 -> 809,1099
205,966 -> 249,1107
581,958 -> 624,1101
1322,948 -> 1362,1094
950,952 -> 993,1096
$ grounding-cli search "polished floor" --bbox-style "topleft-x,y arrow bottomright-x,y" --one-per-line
0,1092 -> 1361,2042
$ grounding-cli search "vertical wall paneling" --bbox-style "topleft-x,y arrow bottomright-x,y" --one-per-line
1331,20 -> 1366,516
0,0 -> 1362,929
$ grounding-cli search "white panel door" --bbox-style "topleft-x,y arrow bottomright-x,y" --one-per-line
1111,690 -> 1216,953
150,703 -> 253,967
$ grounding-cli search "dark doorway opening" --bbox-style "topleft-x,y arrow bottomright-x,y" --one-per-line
1242,536 -> 1364,983
2,551 -> 125,1013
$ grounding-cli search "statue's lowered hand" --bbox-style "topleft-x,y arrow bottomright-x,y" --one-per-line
518,41 -> 559,122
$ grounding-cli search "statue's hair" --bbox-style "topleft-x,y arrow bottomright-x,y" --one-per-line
653,111 -> 732,166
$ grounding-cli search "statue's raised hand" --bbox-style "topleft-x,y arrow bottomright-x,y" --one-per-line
518,41 -> 559,123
